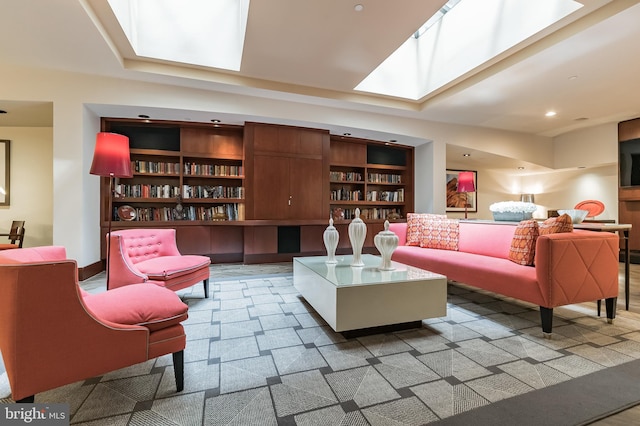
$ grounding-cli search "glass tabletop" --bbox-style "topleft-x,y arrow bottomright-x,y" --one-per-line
294,254 -> 445,287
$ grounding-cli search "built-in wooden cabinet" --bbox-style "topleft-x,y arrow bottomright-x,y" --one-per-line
99,119 -> 414,263
619,118 -> 640,253
329,136 -> 414,222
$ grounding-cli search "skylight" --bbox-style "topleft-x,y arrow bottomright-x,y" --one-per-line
107,0 -> 250,71
355,0 -> 583,101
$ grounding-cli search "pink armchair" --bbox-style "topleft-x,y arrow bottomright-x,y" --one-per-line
108,228 -> 211,297
0,246 -> 188,403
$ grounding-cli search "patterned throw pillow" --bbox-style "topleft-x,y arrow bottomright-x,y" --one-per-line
539,214 -> 573,235
419,218 -> 459,251
508,219 -> 539,266
406,213 -> 447,246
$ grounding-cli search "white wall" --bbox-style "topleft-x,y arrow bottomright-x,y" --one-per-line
0,127 -> 53,247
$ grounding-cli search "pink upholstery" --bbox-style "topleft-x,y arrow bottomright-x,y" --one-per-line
108,228 -> 211,297
389,222 -> 620,334
0,246 -> 188,402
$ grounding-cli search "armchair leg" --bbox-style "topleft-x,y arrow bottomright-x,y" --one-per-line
173,350 -> 184,392
203,279 -> 209,298
16,395 -> 35,403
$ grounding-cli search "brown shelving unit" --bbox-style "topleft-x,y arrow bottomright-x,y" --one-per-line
98,119 -> 414,263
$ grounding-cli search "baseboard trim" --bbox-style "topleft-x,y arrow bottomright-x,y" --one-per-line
79,260 -> 103,281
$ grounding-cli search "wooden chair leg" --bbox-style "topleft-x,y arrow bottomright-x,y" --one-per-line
173,350 -> 184,392
16,395 -> 35,403
203,279 -> 209,298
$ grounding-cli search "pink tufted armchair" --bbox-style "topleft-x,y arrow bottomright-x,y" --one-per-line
108,228 -> 211,297
0,246 -> 188,402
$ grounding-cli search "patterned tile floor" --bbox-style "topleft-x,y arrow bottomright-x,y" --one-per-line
3,262 -> 640,425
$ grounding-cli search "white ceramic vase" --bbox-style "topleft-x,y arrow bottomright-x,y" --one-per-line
348,208 -> 367,267
374,220 -> 398,270
323,218 -> 339,264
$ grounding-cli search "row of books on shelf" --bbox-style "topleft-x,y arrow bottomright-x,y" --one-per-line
330,188 -> 362,201
366,189 -> 404,202
115,184 -> 180,199
114,204 -> 242,222
115,184 -> 244,200
182,185 -> 244,199
329,171 -> 363,182
133,160 -> 180,175
184,163 -> 243,177
331,207 -> 402,221
368,173 -> 402,184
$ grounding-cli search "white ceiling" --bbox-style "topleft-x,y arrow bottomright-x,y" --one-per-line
1,0 -> 640,172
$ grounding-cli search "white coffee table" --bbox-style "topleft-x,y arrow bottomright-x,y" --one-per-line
293,254 -> 447,336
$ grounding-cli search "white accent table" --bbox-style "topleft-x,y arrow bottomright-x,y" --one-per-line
293,254 -> 447,336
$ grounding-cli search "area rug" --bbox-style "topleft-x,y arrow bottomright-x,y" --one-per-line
2,268 -> 640,425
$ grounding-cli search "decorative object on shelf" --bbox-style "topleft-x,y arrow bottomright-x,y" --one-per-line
558,209 -> 589,224
323,217 -> 339,264
490,201 -> 537,221
348,208 -> 367,267
446,169 -> 477,214
117,205 -> 136,221
90,132 -> 132,290
574,200 -> 605,218
332,207 -> 344,221
173,195 -> 185,220
374,220 -> 399,270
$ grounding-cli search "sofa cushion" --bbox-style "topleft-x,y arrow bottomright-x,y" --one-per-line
406,213 -> 447,246
419,218 -> 459,251
508,219 -> 539,266
540,214 -> 573,235
136,255 -> 211,279
83,284 -> 188,332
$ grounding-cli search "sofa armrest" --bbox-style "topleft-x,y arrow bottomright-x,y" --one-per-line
534,231 -> 619,307
388,222 -> 408,246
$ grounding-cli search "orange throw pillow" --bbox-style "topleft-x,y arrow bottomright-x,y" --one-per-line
508,219 -> 539,266
419,218 -> 459,251
406,213 -> 447,246
539,214 -> 573,235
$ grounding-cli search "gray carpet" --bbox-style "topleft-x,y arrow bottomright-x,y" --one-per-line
2,264 -> 640,425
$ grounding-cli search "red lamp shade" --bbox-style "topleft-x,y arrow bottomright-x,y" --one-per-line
457,171 -> 475,193
90,132 -> 132,178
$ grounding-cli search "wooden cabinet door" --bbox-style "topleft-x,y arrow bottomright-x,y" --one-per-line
290,157 -> 324,219
253,155 -> 290,219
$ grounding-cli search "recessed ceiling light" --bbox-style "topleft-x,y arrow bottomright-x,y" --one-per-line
574,117 -> 589,121
354,4 -> 364,12
389,139 -> 397,143
545,111 -> 556,117
462,153 -> 471,157
138,114 -> 150,119
0,110 -> 7,114
568,75 -> 578,80
518,166 -> 525,170
343,132 -> 351,136
211,119 -> 221,123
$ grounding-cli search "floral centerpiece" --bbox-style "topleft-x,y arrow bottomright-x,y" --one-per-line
489,201 -> 537,221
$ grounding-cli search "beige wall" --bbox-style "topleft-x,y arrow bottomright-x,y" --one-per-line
0,127 -> 53,247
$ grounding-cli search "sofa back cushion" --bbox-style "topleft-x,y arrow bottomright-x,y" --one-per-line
419,218 -> 459,251
508,219 -> 539,266
458,222 -> 516,259
0,246 -> 67,264
405,213 -> 447,246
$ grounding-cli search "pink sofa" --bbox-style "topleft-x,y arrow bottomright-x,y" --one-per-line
389,221 -> 620,335
0,246 -> 188,402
